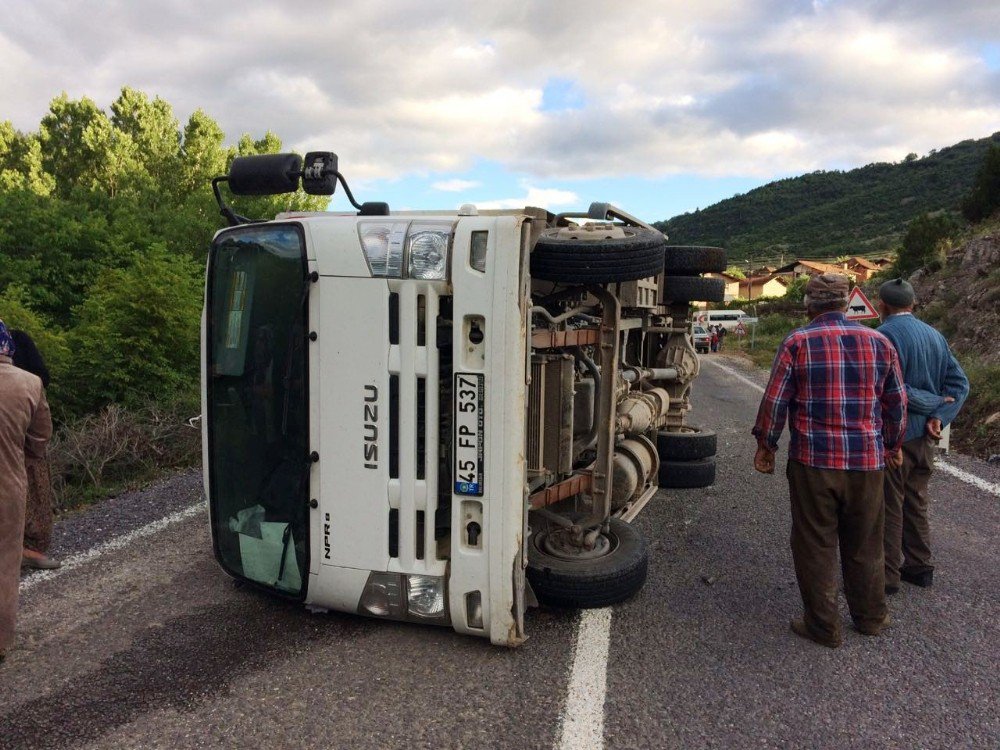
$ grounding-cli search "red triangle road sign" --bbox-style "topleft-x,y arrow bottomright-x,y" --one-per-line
845,287 -> 879,320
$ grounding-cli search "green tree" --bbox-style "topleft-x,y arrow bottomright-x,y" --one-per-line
896,213 -> 957,275
64,244 -> 203,413
783,275 -> 808,303
39,94 -> 112,196
724,265 -> 746,280
961,144 -> 1000,223
0,121 -> 54,195
110,87 -> 182,198
1,87 -> 332,416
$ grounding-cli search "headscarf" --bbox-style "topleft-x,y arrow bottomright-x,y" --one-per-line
0,319 -> 15,358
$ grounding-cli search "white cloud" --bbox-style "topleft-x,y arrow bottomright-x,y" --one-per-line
471,185 -> 579,210
432,179 -> 481,192
0,0 -> 997,185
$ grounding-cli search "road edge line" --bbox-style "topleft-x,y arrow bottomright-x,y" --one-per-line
555,608 -> 613,750
700,356 -> 765,394
935,460 -> 1000,498
20,500 -> 207,593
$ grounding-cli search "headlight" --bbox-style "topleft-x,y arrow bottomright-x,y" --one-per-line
357,571 -> 450,624
407,223 -> 453,280
359,222 -> 407,277
406,574 -> 447,618
358,571 -> 406,617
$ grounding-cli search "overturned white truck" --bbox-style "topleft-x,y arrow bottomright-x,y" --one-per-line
202,153 -> 726,645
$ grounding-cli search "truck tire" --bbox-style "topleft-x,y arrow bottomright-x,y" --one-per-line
526,518 -> 648,609
661,275 -> 726,303
530,226 -> 666,284
662,246 -> 727,275
656,426 -> 717,461
658,457 -> 716,488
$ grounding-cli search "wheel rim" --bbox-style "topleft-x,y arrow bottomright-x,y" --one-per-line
535,526 -> 618,561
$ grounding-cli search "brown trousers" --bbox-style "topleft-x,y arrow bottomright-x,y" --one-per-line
787,460 -> 887,642
883,436 -> 934,587
23,455 -> 54,553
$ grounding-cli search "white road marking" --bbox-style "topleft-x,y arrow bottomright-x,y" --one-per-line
700,356 -> 765,394
934,460 -> 1000,498
556,608 -> 613,750
20,500 -> 207,593
703,356 -> 1000,500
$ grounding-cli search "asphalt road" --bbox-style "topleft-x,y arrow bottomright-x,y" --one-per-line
2,354 -> 997,749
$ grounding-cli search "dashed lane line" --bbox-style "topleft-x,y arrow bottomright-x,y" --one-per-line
701,356 -> 1000,500
556,608 -> 613,750
19,501 -> 207,593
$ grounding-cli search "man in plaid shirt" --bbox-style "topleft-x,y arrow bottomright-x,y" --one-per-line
753,273 -> 907,648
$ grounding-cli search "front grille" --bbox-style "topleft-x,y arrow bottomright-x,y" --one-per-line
386,283 -> 451,573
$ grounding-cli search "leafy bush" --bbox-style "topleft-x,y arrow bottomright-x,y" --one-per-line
757,313 -> 805,336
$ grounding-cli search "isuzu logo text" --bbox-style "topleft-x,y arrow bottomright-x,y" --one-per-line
363,384 -> 379,469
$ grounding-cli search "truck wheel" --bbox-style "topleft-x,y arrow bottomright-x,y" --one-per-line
526,518 -> 648,608
530,226 -> 666,284
656,426 -> 717,461
658,457 -> 716,488
662,246 -> 727,275
661,275 -> 726,303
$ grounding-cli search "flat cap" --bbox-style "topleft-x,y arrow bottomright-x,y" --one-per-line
879,277 -> 915,307
804,273 -> 850,304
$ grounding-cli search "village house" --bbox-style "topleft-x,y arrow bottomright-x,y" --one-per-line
844,256 -> 882,281
745,274 -> 789,299
772,259 -> 858,283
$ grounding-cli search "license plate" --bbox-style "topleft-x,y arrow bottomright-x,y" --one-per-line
454,373 -> 484,495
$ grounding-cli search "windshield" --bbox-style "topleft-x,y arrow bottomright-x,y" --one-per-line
206,224 -> 309,597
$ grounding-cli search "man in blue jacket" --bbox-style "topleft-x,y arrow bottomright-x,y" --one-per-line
877,278 -> 969,593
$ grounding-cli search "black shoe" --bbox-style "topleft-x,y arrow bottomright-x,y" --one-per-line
885,584 -> 900,595
901,569 -> 933,588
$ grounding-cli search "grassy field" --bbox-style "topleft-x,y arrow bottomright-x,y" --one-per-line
722,313 -> 1000,460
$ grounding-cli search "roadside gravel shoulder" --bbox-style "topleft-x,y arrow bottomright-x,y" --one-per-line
40,469 -> 203,564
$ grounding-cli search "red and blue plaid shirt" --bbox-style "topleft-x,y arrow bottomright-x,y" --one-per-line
753,312 -> 907,471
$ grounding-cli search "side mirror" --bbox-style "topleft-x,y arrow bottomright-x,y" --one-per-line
302,152 -> 339,195
228,153 -> 303,195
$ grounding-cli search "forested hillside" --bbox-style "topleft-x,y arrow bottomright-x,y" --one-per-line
656,132 -> 1000,261
0,88 -> 325,504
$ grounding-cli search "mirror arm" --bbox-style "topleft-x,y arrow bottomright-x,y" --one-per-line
334,172 -> 363,211
212,176 -> 253,226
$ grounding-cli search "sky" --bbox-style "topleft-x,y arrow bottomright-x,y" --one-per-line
1,0 -> 999,222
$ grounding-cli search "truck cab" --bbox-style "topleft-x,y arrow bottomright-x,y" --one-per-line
202,153 -> 725,645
